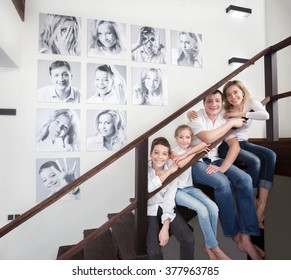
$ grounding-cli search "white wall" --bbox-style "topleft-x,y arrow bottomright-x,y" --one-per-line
0,0 -> 288,259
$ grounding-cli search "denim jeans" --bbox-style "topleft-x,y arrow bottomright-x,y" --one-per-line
147,207 -> 194,259
176,186 -> 219,249
219,140 -> 276,190
191,159 -> 260,237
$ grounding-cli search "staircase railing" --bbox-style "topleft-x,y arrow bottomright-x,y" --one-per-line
0,36 -> 290,260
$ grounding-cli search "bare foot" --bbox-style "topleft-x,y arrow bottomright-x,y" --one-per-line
233,234 -> 264,260
203,245 -> 218,260
211,246 -> 232,260
254,244 -> 265,258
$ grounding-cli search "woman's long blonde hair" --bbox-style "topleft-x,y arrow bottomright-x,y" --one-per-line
222,80 -> 250,110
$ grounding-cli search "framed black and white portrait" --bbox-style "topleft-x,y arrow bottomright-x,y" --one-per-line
132,66 -> 168,106
87,18 -> 127,60
37,59 -> 81,103
86,109 -> 127,151
36,157 -> 80,202
171,30 -> 203,67
38,13 -> 81,56
87,63 -> 127,104
36,108 -> 80,152
131,25 -> 166,64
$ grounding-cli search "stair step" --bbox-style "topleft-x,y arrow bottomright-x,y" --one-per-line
57,245 -> 84,260
83,228 -> 119,259
108,212 -> 147,260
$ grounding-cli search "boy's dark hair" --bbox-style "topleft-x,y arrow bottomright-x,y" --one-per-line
150,137 -> 171,153
203,89 -> 223,102
39,161 -> 60,174
96,64 -> 114,76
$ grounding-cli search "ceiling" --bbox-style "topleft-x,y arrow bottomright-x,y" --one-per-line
0,1 -> 25,70
11,0 -> 25,21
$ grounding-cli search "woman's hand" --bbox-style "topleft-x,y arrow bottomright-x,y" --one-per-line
54,25 -> 74,54
187,110 -> 198,121
224,110 -> 246,119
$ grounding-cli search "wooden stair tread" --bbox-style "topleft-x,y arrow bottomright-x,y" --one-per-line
57,245 -> 84,260
108,212 -> 147,259
83,228 -> 118,259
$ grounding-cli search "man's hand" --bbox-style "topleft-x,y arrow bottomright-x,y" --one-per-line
159,220 -> 170,247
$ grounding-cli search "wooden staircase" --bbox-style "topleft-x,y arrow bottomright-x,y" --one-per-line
57,212 -> 147,260
0,37 -> 290,260
56,186 -> 212,260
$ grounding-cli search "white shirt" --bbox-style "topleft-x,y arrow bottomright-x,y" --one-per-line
147,160 -> 177,223
87,87 -> 126,104
189,108 -> 235,161
86,131 -> 126,151
233,99 -> 269,141
36,138 -> 77,152
37,85 -> 80,103
172,146 -> 193,188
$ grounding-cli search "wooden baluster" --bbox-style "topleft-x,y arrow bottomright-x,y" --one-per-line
264,52 -> 279,141
134,139 -> 148,256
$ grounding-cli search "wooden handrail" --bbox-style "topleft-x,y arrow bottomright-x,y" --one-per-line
268,91 -> 291,102
1,36 -> 290,259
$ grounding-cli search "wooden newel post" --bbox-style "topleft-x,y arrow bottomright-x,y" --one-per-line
134,139 -> 148,255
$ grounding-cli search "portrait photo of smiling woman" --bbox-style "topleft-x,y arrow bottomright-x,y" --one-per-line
87,19 -> 126,60
36,108 -> 80,152
132,66 -> 168,106
86,109 -> 127,151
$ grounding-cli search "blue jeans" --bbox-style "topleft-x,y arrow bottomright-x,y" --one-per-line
176,186 -> 219,249
191,159 -> 260,237
147,207 -> 194,260
219,140 -> 276,190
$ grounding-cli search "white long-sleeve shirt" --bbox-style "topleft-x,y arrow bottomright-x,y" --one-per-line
147,160 -> 177,223
232,98 -> 269,141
